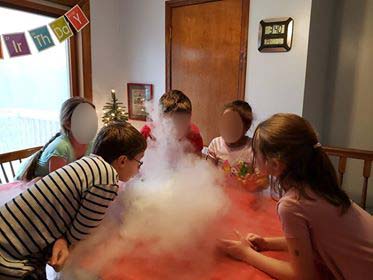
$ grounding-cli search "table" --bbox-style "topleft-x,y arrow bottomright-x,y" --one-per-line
0,181 -> 288,280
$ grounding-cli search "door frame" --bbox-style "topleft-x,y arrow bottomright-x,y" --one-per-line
165,0 -> 249,100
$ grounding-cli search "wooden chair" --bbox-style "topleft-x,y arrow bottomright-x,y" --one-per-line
323,146 -> 373,210
0,146 -> 42,184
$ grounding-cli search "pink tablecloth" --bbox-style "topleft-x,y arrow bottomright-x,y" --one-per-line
85,187 -> 288,280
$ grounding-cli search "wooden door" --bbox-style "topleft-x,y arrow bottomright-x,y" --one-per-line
166,0 -> 249,144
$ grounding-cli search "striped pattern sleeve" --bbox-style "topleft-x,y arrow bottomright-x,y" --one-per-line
65,183 -> 119,245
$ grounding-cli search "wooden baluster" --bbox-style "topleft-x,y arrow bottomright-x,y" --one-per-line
10,162 -> 16,178
338,156 -> 347,186
361,160 -> 372,210
1,163 -> 9,183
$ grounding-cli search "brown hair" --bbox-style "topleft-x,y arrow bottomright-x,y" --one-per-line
159,90 -> 192,114
224,100 -> 253,133
92,122 -> 147,163
20,97 -> 95,181
252,113 -> 351,213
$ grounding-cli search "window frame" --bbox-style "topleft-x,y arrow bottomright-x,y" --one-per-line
0,0 -> 92,101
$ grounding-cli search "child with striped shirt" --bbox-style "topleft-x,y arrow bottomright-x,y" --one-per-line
0,122 -> 147,279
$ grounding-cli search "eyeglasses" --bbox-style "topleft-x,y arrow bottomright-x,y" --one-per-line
133,158 -> 143,168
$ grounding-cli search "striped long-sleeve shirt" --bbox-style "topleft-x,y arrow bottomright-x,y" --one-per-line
0,155 -> 119,279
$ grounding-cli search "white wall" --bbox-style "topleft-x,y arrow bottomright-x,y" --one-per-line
119,0 -> 166,129
245,0 -> 312,134
90,0 -> 125,127
90,0 -> 165,130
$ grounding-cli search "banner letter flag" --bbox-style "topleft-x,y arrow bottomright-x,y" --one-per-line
65,5 -> 89,32
29,25 -> 55,52
3,33 -> 31,58
49,16 -> 73,43
0,36 -> 3,59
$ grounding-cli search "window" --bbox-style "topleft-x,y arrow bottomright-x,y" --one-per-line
0,6 -> 70,153
0,0 -> 91,155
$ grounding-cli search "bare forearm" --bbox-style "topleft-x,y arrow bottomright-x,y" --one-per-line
264,237 -> 288,251
244,250 -> 295,280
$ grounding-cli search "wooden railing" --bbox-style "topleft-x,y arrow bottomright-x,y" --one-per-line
0,146 -> 42,183
323,146 -> 373,210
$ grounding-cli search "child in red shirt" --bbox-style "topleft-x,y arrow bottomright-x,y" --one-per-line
141,90 -> 203,154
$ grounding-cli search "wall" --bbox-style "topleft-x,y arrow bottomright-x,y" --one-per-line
90,0 -> 165,130
119,0 -> 166,129
323,0 -> 373,210
303,0 -> 337,141
90,0 -> 125,126
245,0 -> 312,135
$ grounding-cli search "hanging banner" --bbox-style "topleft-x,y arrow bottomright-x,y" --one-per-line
49,16 -> 73,43
3,32 -> 31,58
0,5 -> 89,59
65,5 -> 89,32
29,25 -> 55,52
0,37 -> 3,59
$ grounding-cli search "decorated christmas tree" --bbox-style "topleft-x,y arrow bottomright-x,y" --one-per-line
102,89 -> 129,126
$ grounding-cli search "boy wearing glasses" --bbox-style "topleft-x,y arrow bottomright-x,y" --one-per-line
0,122 -> 146,279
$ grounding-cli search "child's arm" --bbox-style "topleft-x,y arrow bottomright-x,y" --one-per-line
246,233 -> 288,251
49,156 -> 68,173
220,233 -> 316,280
65,184 -> 119,245
263,237 -> 288,251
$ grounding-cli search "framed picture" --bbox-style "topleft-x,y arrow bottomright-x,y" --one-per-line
127,83 -> 153,121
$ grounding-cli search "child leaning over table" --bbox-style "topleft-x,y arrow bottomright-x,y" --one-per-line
220,114 -> 373,280
0,122 -> 146,279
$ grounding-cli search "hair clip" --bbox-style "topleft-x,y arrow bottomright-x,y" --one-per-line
313,142 -> 322,149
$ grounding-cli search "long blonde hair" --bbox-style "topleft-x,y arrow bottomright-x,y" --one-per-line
20,97 -> 95,180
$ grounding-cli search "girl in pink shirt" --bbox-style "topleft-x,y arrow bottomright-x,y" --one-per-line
220,113 -> 373,279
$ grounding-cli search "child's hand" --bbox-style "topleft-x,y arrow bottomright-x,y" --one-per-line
218,230 -> 256,262
246,233 -> 268,251
48,237 -> 69,272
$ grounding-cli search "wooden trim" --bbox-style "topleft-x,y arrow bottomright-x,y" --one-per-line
238,0 -> 249,99
0,0 -> 68,17
166,0 -> 222,8
46,0 -> 79,7
323,145 -> 372,210
323,146 -> 373,161
165,0 -> 249,98
69,36 -> 80,97
0,146 -> 42,163
80,0 -> 92,102
165,4 -> 172,91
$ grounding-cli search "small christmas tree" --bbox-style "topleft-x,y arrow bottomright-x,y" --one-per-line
102,89 -> 129,126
